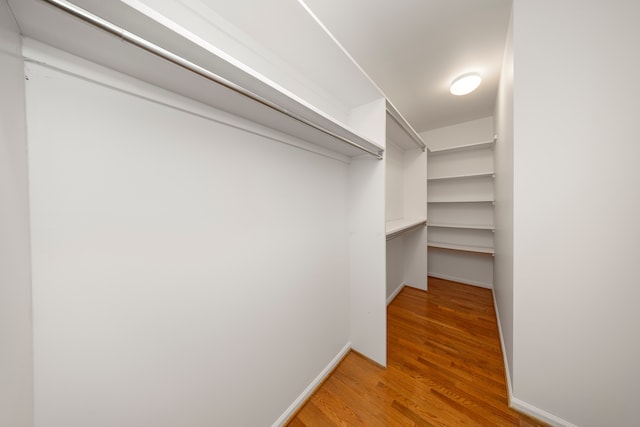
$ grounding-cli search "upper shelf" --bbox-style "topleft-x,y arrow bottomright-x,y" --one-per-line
428,137 -> 496,155
11,0 -> 386,159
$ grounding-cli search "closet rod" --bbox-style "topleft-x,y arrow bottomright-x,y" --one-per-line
40,0 -> 384,160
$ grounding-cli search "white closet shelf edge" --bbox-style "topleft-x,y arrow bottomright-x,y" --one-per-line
427,171 -> 495,181
385,218 -> 427,240
427,223 -> 495,231
427,199 -> 494,204
428,137 -> 496,155
15,0 -> 385,159
427,241 -> 495,255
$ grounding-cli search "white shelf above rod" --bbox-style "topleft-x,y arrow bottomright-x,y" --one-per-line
40,0 -> 384,159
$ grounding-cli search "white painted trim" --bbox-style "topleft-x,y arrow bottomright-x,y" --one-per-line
510,397 -> 577,427
386,282 -> 406,306
21,38 -> 351,164
491,289 -> 513,400
428,272 -> 492,289
271,341 -> 351,427
492,292 -> 576,427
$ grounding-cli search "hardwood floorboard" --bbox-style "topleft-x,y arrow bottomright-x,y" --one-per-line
286,277 -> 548,426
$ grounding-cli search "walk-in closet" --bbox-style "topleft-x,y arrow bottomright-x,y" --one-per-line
3,1 -> 639,427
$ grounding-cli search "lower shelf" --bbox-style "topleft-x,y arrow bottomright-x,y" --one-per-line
427,222 -> 495,231
427,199 -> 494,204
428,241 -> 495,255
386,218 -> 427,240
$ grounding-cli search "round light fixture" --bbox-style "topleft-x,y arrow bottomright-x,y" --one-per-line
450,72 -> 482,96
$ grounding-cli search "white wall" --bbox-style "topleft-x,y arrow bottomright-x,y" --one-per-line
493,7 -> 514,389
385,142 -> 404,221
401,147 -> 428,291
509,1 -> 640,425
385,236 -> 405,300
0,2 -> 34,426
421,117 -> 494,151
427,250 -> 493,289
385,142 -> 405,298
24,41 -> 356,427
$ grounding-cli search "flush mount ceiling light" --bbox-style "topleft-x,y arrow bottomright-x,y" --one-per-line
450,72 -> 482,96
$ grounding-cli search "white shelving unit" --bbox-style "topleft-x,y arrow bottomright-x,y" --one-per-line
5,1 -> 402,425
12,0 -> 386,160
385,101 -> 428,300
426,134 -> 496,286
12,0 -> 391,369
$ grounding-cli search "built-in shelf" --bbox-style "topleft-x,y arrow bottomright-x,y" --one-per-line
427,222 -> 495,231
386,218 -> 427,240
427,198 -> 494,204
425,123 -> 496,286
428,137 -> 496,155
12,0 -> 385,160
427,171 -> 494,181
427,241 -> 495,255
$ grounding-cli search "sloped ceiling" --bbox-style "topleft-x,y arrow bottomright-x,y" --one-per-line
303,0 -> 513,132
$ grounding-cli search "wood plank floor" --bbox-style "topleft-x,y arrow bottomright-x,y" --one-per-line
287,277 -> 547,426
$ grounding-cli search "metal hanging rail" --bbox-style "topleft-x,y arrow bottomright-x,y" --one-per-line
39,0 -> 384,159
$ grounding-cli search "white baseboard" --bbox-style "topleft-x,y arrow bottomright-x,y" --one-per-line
428,272 -> 492,289
386,282 -> 406,305
491,290 -> 513,399
272,341 -> 351,426
510,397 -> 577,427
491,292 -> 576,427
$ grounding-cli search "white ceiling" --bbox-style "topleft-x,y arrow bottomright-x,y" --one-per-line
303,0 -> 513,133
